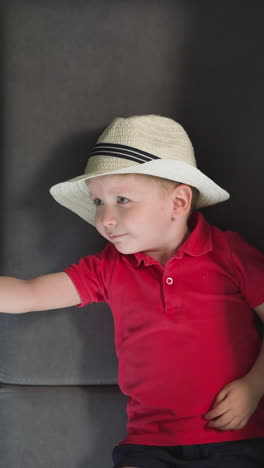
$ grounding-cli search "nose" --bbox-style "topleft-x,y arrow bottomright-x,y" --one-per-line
100,206 -> 118,228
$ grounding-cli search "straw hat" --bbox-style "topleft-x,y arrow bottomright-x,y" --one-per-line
50,114 -> 230,226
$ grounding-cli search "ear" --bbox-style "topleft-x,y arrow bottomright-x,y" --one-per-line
171,184 -> 192,218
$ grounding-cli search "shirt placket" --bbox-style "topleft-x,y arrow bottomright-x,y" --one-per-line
162,253 -> 183,317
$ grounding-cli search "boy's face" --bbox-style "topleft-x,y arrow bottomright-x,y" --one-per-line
87,174 -> 189,262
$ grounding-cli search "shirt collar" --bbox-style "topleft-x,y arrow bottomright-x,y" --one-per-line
120,212 -> 213,268
182,211 -> 213,257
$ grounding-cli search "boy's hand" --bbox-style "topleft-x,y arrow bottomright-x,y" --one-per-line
203,377 -> 262,431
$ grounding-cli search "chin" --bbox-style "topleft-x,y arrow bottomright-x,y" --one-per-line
114,244 -> 139,255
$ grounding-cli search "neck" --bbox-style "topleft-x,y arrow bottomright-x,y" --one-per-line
144,222 -> 190,266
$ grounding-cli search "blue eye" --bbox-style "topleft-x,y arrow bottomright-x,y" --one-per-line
93,197 -> 129,206
117,197 -> 129,204
93,198 -> 103,206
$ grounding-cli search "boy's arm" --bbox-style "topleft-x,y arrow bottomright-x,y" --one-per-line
204,302 -> 264,431
244,302 -> 264,396
254,302 -> 264,319
0,272 -> 81,314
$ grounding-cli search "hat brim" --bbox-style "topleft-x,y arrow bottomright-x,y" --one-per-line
50,160 -> 230,226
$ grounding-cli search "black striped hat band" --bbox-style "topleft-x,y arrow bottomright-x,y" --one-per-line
89,143 -> 161,165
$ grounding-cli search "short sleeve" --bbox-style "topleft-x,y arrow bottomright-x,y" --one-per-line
230,232 -> 264,308
64,244 -> 114,307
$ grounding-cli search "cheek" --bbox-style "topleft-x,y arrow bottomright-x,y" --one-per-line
119,208 -> 136,223
94,214 -> 104,234
157,203 -> 171,221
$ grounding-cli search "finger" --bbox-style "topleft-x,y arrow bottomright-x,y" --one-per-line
213,388 -> 230,406
207,411 -> 234,429
234,419 -> 247,430
208,414 -> 241,431
216,417 -> 241,431
204,403 -> 230,420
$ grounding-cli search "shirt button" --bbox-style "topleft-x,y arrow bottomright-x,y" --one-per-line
166,277 -> 174,285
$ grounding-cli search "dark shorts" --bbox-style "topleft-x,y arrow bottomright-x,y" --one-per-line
112,438 -> 264,468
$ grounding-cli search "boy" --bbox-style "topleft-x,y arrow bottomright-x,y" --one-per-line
1,115 -> 264,467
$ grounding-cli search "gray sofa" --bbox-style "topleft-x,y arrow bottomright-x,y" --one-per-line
1,1 -> 263,467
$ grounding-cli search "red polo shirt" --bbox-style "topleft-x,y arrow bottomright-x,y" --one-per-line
65,212 -> 264,446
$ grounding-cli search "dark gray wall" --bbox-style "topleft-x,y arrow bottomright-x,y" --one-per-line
0,1 -> 263,467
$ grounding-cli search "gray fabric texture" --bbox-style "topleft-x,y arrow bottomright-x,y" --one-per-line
0,0 -> 263,467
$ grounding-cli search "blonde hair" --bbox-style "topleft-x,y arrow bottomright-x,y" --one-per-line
129,174 -> 199,211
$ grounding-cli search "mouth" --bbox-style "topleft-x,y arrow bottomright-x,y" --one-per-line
109,234 -> 127,240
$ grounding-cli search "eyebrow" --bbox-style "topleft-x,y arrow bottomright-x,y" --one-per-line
87,190 -> 94,199
87,187 -> 135,199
